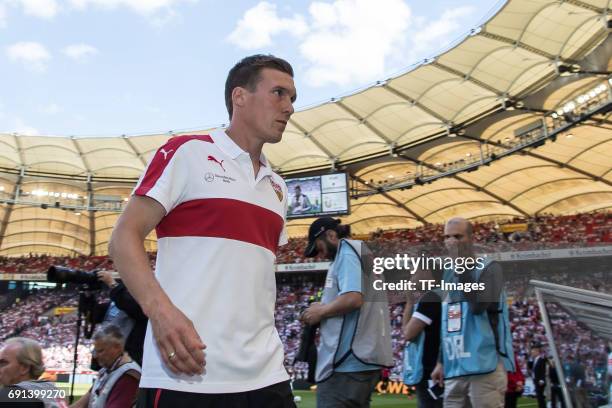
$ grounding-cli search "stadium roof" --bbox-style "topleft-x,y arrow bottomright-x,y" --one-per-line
0,0 -> 611,256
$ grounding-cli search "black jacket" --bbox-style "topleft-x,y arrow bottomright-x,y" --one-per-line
528,356 -> 547,386
110,282 -> 147,366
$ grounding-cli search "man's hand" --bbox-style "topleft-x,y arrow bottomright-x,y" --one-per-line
431,362 -> 444,387
301,302 -> 327,326
516,381 -> 524,392
148,300 -> 206,376
96,270 -> 116,288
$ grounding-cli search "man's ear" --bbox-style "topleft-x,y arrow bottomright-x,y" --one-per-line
18,362 -> 29,377
232,87 -> 247,112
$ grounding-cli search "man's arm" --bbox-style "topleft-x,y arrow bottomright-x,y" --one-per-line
301,241 -> 362,325
109,195 -> 205,376
402,317 -> 427,341
69,390 -> 90,408
301,292 -> 362,325
404,291 -> 440,340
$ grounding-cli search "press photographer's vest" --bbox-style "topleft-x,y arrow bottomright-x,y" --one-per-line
402,304 -> 425,385
441,262 -> 515,379
316,239 -> 394,382
89,360 -> 141,408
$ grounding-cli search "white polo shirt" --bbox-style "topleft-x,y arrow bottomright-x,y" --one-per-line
134,130 -> 289,393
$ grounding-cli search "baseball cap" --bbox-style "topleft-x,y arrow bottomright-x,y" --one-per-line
304,217 -> 341,258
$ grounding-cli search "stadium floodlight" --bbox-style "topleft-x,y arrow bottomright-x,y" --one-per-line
557,63 -> 581,76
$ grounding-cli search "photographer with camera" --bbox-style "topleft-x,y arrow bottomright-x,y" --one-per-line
70,324 -> 140,408
96,271 -> 147,366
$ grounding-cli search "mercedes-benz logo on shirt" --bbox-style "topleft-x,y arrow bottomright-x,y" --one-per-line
204,172 -> 215,182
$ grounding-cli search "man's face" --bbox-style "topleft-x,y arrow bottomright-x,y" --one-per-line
241,68 -> 296,144
315,229 -> 339,260
530,347 -> 540,358
444,220 -> 472,258
0,344 -> 29,386
93,339 -> 121,369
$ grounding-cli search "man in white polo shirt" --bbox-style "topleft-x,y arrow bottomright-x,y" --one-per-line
109,54 -> 297,407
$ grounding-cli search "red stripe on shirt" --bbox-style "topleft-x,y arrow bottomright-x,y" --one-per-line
135,135 -> 213,196
156,198 -> 283,252
154,388 -> 162,408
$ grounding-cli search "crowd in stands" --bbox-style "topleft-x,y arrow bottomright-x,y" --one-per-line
0,211 -> 609,393
0,252 -> 157,275
0,212 -> 608,272
277,211 -> 610,263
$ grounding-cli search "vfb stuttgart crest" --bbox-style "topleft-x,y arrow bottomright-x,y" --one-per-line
270,179 -> 283,202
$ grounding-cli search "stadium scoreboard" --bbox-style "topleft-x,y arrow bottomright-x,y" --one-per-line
285,172 -> 350,219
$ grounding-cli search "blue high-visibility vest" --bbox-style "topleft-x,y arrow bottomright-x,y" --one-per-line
403,305 -> 425,385
441,262 -> 515,378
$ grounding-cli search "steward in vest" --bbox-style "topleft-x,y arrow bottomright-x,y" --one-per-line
402,268 -> 443,408
71,324 -> 141,408
301,217 -> 393,408
431,217 -> 515,408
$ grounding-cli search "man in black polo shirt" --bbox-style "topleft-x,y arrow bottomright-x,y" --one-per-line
402,269 -> 442,408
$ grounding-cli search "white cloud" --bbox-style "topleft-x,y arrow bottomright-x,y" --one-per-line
6,41 -> 51,72
300,0 -> 412,87
16,0 -> 59,19
63,43 -> 99,61
410,6 -> 475,59
227,2 -> 308,50
229,1 -> 477,88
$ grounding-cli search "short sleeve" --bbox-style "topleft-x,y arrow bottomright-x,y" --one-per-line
336,242 -> 362,295
133,141 -> 189,213
415,292 -> 441,326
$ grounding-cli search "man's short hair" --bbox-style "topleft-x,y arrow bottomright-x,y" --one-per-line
225,54 -> 294,119
92,323 -> 125,347
5,337 -> 45,379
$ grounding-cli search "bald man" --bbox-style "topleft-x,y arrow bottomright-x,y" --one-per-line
431,217 -> 515,408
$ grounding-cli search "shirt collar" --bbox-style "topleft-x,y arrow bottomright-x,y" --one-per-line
210,129 -> 244,160
210,129 -> 273,175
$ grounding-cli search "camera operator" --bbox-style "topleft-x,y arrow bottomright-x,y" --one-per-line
69,324 -> 141,408
96,271 -> 147,366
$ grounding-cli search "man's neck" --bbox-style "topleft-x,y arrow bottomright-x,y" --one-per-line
225,123 -> 264,177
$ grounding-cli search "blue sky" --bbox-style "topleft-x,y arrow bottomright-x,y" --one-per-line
0,0 -> 503,136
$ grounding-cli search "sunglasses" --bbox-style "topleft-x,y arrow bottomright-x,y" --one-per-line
444,234 -> 465,240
